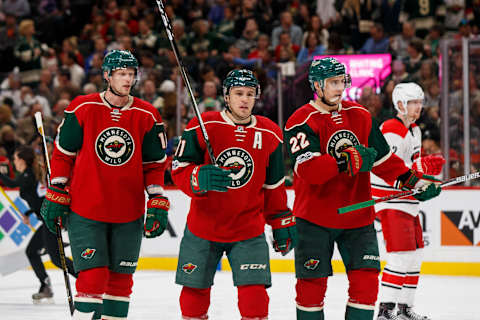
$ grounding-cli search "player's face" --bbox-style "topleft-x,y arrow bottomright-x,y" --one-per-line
406,99 -> 423,123
106,68 -> 136,96
226,86 -> 256,123
322,75 -> 346,105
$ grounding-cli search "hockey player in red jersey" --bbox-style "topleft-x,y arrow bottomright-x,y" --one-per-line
284,58 -> 442,320
172,69 -> 297,320
372,83 -> 444,320
40,50 -> 170,320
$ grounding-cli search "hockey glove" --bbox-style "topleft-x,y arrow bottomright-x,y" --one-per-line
337,145 -> 378,177
191,164 -> 232,194
412,154 -> 445,175
144,195 -> 170,238
396,169 -> 442,201
40,186 -> 71,234
268,211 -> 297,256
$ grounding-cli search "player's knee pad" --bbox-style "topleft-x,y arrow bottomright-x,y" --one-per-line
105,271 -> 133,297
347,269 -> 379,306
180,286 -> 211,318
76,267 -> 109,295
295,278 -> 327,311
237,285 -> 269,318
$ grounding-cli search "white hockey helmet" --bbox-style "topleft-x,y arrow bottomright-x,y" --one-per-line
392,82 -> 424,115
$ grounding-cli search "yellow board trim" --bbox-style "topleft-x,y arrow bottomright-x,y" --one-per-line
43,258 -> 480,277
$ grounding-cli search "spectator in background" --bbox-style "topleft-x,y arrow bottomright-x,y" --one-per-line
14,19 -> 44,86
84,36 -> 107,75
16,101 -> 54,143
188,19 -> 216,56
412,59 -> 438,92
53,67 -> 80,102
302,14 -> 329,50
106,21 -> 131,51
271,11 -> 303,48
36,68 -> 54,104
133,19 -> 159,53
274,31 -> 300,62
59,51 -> 85,89
208,0 -> 226,26
172,19 -> 190,57
51,98 -> 69,124
235,18 -> 259,58
187,0 -> 210,22
404,39 -> 426,75
140,79 -> 163,110
359,23 -> 389,54
0,124 -> 25,159
424,24 -> 444,58
82,83 -> 97,95
0,104 -> 16,130
389,21 -> 420,60
119,7 -> 139,35
248,33 -> 271,63
297,31 -> 325,66
0,14 -> 19,73
383,59 -> 414,87
59,36 -> 85,68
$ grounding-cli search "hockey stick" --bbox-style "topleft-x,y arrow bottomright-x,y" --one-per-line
338,171 -> 480,214
0,184 -> 36,231
34,112 -> 75,316
154,0 -> 216,164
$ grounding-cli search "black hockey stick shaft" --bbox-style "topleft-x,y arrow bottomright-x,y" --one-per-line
154,0 -> 216,164
338,171 -> 480,214
35,112 -> 75,316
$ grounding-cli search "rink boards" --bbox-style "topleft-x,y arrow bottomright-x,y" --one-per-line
1,188 -> 480,276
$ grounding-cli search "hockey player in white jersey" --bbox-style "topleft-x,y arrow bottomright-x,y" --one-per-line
371,83 -> 445,320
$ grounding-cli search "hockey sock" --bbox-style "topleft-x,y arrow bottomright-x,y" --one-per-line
75,267 -> 109,319
346,269 -> 378,319
295,278 -> 327,320
102,271 -> 133,319
237,285 -> 269,318
180,286 -> 211,318
398,249 -> 423,306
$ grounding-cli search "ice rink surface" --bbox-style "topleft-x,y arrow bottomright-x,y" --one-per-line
1,269 -> 478,319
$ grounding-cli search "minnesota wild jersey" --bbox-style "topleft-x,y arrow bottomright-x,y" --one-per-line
172,110 -> 289,242
51,92 -> 167,223
284,100 -> 410,229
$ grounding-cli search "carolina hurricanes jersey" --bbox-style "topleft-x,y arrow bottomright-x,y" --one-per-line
371,118 -> 422,216
51,92 -> 167,223
171,110 -> 289,242
284,100 -> 410,229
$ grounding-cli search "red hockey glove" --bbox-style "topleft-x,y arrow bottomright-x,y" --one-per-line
40,186 -> 71,234
268,211 -> 297,256
144,195 -> 170,238
412,154 -> 445,175
396,169 -> 442,201
337,145 -> 377,177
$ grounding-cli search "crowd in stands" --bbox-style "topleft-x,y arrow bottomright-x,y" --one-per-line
0,0 -> 479,184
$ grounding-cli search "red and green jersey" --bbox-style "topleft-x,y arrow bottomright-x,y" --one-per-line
51,92 -> 168,223
284,100 -> 410,229
172,110 -> 289,242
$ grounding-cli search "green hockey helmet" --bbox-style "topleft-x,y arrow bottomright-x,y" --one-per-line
308,57 -> 351,91
222,69 -> 261,99
102,50 -> 139,76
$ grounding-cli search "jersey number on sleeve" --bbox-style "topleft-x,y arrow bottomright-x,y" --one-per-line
289,132 -> 310,154
175,139 -> 186,158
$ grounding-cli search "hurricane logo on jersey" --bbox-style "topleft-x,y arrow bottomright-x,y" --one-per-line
95,127 -> 135,166
216,148 -> 254,189
326,130 -> 360,160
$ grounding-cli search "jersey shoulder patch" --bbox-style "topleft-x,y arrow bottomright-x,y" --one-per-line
381,118 -> 408,138
285,103 -> 319,131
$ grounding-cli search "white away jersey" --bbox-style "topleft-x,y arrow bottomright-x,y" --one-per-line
371,118 -> 421,216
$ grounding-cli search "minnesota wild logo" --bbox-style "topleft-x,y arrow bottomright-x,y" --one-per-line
326,130 -> 360,160
95,127 -> 135,166
81,248 -> 96,259
182,263 -> 198,274
216,148 -> 254,189
304,258 -> 320,270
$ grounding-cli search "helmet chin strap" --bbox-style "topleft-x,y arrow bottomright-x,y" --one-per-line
225,100 -> 251,123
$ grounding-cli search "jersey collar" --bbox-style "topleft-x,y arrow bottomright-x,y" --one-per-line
309,100 -> 342,114
220,110 -> 257,128
100,91 -> 134,110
